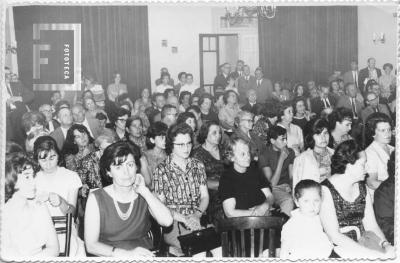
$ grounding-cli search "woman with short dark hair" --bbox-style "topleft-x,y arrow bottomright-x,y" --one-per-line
3,153 -> 59,258
293,118 -> 334,189
199,93 -> 219,123
142,122 -> 168,184
364,113 -> 394,191
319,140 -> 394,258
84,141 -> 172,257
192,121 -> 228,225
33,136 -> 85,256
327,107 -> 354,149
152,123 -> 210,256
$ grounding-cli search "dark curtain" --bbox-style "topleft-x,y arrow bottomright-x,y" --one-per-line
13,6 -> 150,108
82,6 -> 150,101
258,6 -> 358,84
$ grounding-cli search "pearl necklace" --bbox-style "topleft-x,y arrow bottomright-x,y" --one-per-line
111,188 -> 135,221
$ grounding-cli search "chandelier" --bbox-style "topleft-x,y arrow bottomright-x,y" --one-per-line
225,6 -> 276,25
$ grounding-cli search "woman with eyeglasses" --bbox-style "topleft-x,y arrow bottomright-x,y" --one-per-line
84,141 -> 172,257
33,136 -> 85,256
112,107 -> 131,141
153,123 -> 212,256
364,113 -> 394,192
230,110 -> 266,162
3,153 -> 59,258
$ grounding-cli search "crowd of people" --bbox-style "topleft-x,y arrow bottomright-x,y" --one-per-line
3,56 -> 396,259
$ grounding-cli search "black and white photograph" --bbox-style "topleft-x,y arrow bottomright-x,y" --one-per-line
1,0 -> 398,261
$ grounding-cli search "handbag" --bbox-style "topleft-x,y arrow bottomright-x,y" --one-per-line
177,226 -> 221,256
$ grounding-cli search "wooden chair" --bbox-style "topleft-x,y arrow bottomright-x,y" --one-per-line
216,216 -> 284,258
52,213 -> 73,257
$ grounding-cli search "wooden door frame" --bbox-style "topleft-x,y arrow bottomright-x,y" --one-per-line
199,34 -> 238,94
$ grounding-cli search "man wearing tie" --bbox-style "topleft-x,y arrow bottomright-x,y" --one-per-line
236,65 -> 256,103
213,63 -> 231,94
251,67 -> 273,104
337,83 -> 364,120
310,85 -> 336,117
343,60 -> 361,94
358,57 -> 382,94
361,92 -> 392,123
232,59 -> 245,79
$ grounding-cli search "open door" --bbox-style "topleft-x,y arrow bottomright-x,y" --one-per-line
199,34 -> 238,94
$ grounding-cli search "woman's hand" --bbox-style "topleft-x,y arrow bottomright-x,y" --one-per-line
130,247 -> 155,257
133,173 -> 148,195
185,215 -> 202,231
81,184 -> 90,198
36,191 -> 50,204
48,192 -> 62,207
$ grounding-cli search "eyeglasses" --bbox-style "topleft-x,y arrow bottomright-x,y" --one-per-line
38,154 -> 58,162
173,142 -> 193,148
117,118 -> 128,122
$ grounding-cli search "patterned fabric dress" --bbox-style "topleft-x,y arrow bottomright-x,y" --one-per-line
312,149 -> 332,182
321,179 -> 366,241
192,145 -> 227,225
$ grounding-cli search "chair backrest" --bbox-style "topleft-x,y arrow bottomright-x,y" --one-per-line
216,216 -> 284,257
52,213 -> 73,257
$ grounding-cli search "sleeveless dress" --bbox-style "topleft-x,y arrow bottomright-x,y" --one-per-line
321,179 -> 366,241
92,188 -> 152,250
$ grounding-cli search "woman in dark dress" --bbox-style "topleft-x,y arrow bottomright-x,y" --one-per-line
192,121 -> 228,224
84,142 -> 172,257
319,140 -> 394,258
199,93 -> 219,124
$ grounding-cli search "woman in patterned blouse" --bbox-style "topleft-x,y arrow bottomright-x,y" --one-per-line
62,124 -> 95,173
152,123 -> 211,256
192,121 -> 229,225
126,116 -> 147,154
319,140 -> 394,258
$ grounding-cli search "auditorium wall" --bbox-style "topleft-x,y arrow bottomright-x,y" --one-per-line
358,5 -> 397,70
148,6 -> 213,89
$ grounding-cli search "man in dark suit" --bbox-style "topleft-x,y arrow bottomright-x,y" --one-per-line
231,59 -> 245,79
310,85 -> 337,117
71,104 -> 102,139
336,83 -> 364,120
50,107 -> 73,150
145,92 -> 166,124
174,71 -> 186,95
360,92 -> 392,123
241,89 -> 260,115
213,62 -> 231,94
358,57 -> 382,94
236,65 -> 257,103
5,67 -> 35,145
343,60 -> 361,93
39,104 -> 60,133
251,67 -> 273,104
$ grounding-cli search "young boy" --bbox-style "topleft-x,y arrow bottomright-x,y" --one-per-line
280,179 -> 335,259
259,125 -> 295,217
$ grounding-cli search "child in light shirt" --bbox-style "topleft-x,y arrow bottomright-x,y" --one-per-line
280,179 -> 337,259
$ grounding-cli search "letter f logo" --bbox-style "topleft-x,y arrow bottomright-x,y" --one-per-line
33,24 -> 50,79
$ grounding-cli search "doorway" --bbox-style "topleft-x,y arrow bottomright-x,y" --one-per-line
199,34 -> 239,94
